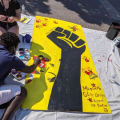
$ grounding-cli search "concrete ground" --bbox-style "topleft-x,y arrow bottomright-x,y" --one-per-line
18,0 -> 120,31
109,0 -> 120,14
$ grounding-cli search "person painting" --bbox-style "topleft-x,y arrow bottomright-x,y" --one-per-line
0,32 -> 41,120
0,0 -> 21,36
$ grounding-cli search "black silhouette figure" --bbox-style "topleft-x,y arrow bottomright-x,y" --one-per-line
47,27 -> 86,111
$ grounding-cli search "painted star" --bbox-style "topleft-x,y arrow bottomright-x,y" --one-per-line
53,21 -> 58,24
91,83 -> 96,87
42,23 -> 47,26
88,98 -> 93,102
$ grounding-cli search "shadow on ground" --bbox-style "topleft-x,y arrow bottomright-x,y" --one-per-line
20,0 -> 51,15
19,0 -> 112,26
55,0 -> 112,25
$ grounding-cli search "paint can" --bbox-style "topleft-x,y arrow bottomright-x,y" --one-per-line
106,22 -> 120,40
24,34 -> 32,43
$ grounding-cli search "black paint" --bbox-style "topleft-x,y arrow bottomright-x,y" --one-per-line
47,27 -> 86,112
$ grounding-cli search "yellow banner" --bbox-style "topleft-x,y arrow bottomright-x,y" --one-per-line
22,16 -> 111,113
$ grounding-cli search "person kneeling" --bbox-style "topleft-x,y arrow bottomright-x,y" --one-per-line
0,32 -> 41,120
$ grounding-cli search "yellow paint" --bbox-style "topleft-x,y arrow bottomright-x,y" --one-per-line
22,16 -> 111,113
20,17 -> 31,24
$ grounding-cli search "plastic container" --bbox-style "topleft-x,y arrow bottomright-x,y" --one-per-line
22,5 -> 25,14
24,34 -> 32,43
106,22 -> 120,40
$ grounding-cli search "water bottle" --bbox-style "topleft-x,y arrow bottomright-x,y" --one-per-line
22,4 -> 25,14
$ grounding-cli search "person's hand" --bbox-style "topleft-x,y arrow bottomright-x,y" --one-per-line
0,15 -> 6,21
7,16 -> 15,23
33,57 -> 41,65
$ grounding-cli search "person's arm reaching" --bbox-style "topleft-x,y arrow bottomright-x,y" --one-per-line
21,57 -> 41,73
12,56 -> 41,74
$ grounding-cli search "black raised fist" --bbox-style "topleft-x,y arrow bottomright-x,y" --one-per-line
47,27 -> 86,111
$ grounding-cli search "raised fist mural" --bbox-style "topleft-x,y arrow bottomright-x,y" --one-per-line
47,27 -> 86,111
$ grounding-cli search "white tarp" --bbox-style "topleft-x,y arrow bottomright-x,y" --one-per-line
0,14 -> 120,120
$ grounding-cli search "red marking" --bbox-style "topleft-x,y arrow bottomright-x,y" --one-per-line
91,83 -> 96,87
32,71 -> 35,74
36,25 -> 40,28
33,56 -> 49,68
36,19 -> 41,23
44,18 -> 48,20
104,108 -> 108,112
89,70 -> 93,74
73,26 -> 78,31
85,71 -> 91,75
85,70 -> 93,75
54,21 -> 58,24
88,98 -> 93,102
42,23 -> 47,26
39,60 -> 46,68
85,58 -> 89,62
85,71 -> 89,75
98,59 -> 101,62
42,57 -> 49,62
108,58 -> 112,62
26,79 -> 32,84
33,56 -> 39,59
